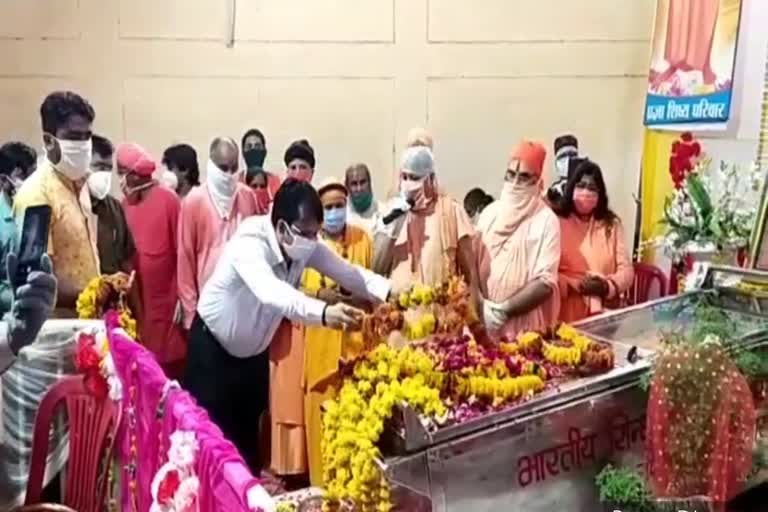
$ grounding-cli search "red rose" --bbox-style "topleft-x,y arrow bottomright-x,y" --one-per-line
75,336 -> 101,372
158,469 -> 181,504
84,371 -> 108,399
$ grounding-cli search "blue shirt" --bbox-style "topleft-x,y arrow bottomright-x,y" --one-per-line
0,193 -> 17,314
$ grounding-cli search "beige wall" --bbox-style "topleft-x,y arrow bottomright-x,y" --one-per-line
0,0 -> 653,231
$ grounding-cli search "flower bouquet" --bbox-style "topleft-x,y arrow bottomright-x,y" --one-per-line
360,276 -> 479,350
73,324 -> 122,400
150,430 -> 200,512
644,132 -> 761,273
76,272 -> 138,339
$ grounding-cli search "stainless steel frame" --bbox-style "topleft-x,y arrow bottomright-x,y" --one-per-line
380,266 -> 768,511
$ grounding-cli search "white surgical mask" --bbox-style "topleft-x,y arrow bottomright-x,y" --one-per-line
87,171 -> 112,200
206,159 -> 239,218
555,157 -> 569,178
161,169 -> 179,191
278,220 -> 317,262
51,137 -> 92,181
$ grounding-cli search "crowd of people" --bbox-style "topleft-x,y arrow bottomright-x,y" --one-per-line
0,90 -> 634,491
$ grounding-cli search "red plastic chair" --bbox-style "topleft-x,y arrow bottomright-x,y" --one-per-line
24,375 -> 121,512
629,263 -> 668,305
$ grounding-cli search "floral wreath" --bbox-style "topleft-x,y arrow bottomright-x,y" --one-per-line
150,430 -> 200,512
76,272 -> 138,339
74,323 -> 123,401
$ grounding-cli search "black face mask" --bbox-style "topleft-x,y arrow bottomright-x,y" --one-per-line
244,147 -> 267,168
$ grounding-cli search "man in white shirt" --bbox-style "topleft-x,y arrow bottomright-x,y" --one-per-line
184,179 -> 391,472
345,163 -> 381,235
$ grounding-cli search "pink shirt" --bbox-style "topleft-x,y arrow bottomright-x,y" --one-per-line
177,184 -> 262,329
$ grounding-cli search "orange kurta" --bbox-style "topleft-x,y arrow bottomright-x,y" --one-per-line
558,215 -> 634,323
269,225 -> 372,477
475,199 -> 560,338
388,194 -> 473,290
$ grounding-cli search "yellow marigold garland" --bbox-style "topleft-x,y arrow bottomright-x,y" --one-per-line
76,275 -> 138,340
322,345 -> 446,512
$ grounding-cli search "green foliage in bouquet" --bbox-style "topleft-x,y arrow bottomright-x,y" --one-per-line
655,159 -> 758,262
595,465 -> 654,512
732,350 -> 768,380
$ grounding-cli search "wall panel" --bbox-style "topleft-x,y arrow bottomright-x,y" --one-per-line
236,0 -> 394,43
428,0 -> 654,42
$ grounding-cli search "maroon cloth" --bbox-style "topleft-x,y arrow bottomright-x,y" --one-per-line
122,185 -> 186,365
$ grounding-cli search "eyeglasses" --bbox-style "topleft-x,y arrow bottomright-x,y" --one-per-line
505,168 -> 537,185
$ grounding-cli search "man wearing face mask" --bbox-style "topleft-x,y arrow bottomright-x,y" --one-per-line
345,163 -> 381,235
373,146 -> 476,295
186,179 -> 391,472
284,139 -> 315,183
0,154 -> 20,313
177,137 -> 263,337
161,143 -> 200,199
545,135 -> 579,212
474,140 -> 561,337
88,135 -> 136,275
0,142 -> 37,182
118,143 -> 186,378
242,128 -> 280,200
14,91 -> 100,317
271,177 -> 374,482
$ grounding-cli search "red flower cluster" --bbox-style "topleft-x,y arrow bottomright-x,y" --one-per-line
74,333 -> 108,399
669,131 -> 702,189
157,469 -> 181,505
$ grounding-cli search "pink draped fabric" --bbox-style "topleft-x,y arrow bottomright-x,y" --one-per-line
109,321 -> 261,511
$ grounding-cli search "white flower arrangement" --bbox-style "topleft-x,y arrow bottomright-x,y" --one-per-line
150,430 -> 200,512
642,158 -> 763,263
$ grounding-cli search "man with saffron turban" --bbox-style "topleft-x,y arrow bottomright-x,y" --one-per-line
117,143 -> 186,378
474,140 -> 560,336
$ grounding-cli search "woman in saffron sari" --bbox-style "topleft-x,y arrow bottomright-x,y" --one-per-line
557,160 -> 633,323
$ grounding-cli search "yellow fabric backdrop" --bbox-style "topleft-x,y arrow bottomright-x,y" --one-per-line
640,129 -> 677,262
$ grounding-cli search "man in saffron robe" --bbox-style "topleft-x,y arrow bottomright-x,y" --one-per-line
117,143 -> 186,377
178,137 -> 263,335
373,146 -> 476,293
474,141 -> 560,337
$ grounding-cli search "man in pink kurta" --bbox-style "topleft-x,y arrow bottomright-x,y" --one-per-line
475,141 -> 560,339
178,137 -> 265,332
117,143 -> 186,378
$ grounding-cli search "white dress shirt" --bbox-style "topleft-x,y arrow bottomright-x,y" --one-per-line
197,216 -> 391,358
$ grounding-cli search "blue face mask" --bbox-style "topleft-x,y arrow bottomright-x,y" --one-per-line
324,207 -> 347,234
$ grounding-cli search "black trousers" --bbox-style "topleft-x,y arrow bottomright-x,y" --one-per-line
183,314 -> 269,474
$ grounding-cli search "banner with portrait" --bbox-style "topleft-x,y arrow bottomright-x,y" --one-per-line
644,0 -> 743,127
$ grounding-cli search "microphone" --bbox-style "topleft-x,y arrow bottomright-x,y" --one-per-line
382,198 -> 415,225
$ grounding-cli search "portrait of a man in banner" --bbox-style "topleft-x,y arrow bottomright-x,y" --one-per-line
645,0 -> 743,126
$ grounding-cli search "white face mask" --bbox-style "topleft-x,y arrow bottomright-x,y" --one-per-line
206,159 -> 239,218
87,171 -> 112,200
278,220 -> 317,262
555,157 -> 570,178
51,137 -> 92,181
161,169 -> 179,191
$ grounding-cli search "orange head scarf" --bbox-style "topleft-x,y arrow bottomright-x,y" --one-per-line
488,140 -> 547,239
508,139 -> 546,178
116,143 -> 156,177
